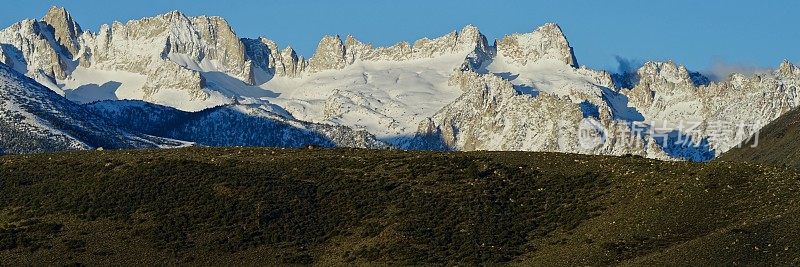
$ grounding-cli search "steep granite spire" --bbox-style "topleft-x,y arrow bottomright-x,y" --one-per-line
308,35 -> 347,72
455,25 -> 490,53
0,19 -> 71,79
778,59 -> 799,77
343,35 -> 372,65
41,6 -> 83,58
279,46 -> 306,77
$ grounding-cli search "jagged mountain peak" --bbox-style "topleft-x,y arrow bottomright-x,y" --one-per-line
241,35 -> 307,78
460,24 -> 481,34
43,6 -> 81,30
119,10 -> 234,32
321,34 -> 343,41
41,6 -> 83,58
344,34 -> 360,42
535,23 -> 566,36
778,59 -> 799,77
162,10 -> 188,19
257,36 -> 273,43
638,61 -> 689,80
282,45 -> 296,53
495,22 -> 578,67
454,25 -> 483,42
308,35 -> 346,72
636,61 -> 711,87
45,6 -> 68,15
106,10 -> 192,29
2,19 -> 40,38
292,24 -> 492,73
103,10 -> 189,34
0,15 -> 76,81
306,26 -> 491,73
457,24 -> 489,50
411,25 -> 488,57
342,34 -> 376,50
192,14 -> 235,29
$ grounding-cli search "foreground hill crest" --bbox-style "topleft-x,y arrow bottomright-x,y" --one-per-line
2,148 -> 799,264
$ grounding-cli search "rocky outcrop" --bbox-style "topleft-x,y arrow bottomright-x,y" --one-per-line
411,69 -> 669,158
620,60 -> 800,154
0,19 -> 71,79
344,35 -> 412,63
190,15 -> 254,84
496,23 -> 577,67
242,37 -> 307,79
778,60 -> 799,77
412,25 -> 488,59
278,46 -> 307,77
241,37 -> 273,71
306,25 -> 490,73
624,61 -> 705,114
0,47 -> 7,66
41,6 -> 82,59
86,11 -> 265,100
2,8 -> 261,103
308,35 -> 347,72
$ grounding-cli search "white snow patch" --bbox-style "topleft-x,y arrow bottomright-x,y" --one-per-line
486,54 -> 604,101
260,54 -> 467,143
59,67 -> 147,103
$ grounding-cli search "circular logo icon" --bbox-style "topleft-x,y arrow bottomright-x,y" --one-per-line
578,118 -> 607,150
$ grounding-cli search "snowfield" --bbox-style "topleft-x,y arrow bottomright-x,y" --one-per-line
261,54 -> 466,144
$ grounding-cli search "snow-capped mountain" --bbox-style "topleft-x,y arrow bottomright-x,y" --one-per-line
0,62 -> 184,154
622,60 -> 799,155
1,6 -> 798,160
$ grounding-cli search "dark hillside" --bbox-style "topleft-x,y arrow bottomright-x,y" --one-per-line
1,148 -> 799,265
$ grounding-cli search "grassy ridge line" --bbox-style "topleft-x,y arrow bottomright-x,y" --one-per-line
1,148 -> 799,265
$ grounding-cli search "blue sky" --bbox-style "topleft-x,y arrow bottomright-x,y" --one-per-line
2,0 -> 797,73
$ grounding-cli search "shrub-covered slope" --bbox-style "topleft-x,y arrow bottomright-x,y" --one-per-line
1,148 -> 799,265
